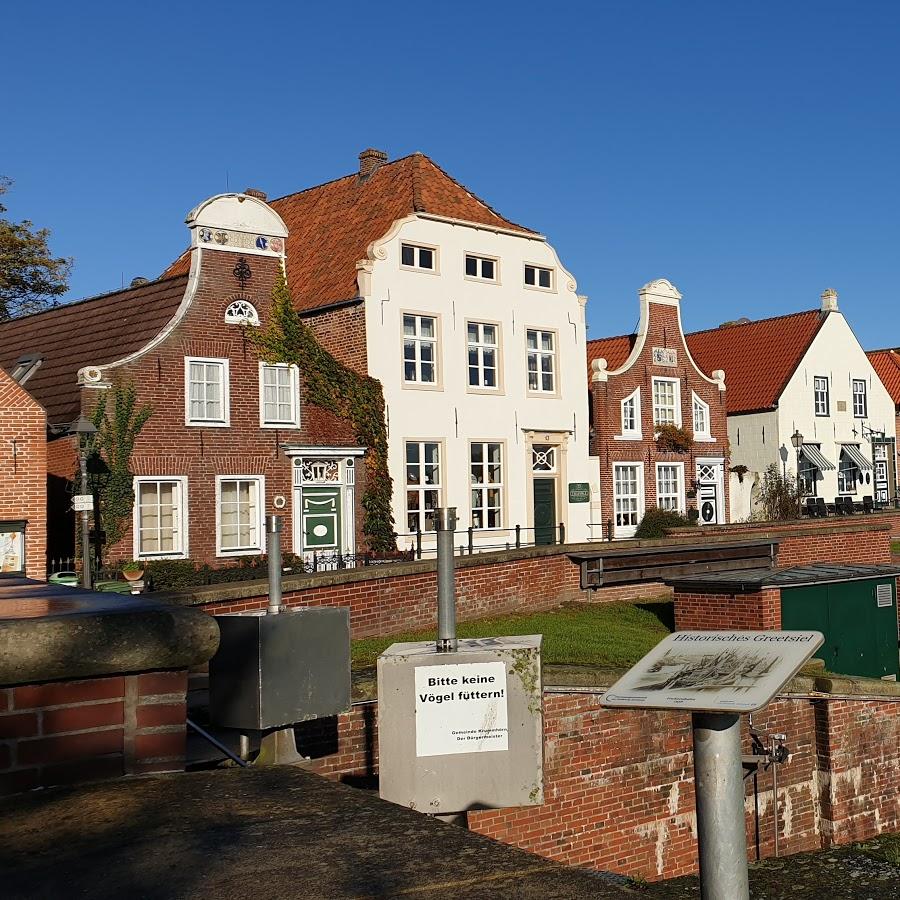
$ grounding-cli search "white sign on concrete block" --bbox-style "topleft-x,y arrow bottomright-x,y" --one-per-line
602,630 -> 824,713
72,495 -> 93,512
414,661 -> 508,757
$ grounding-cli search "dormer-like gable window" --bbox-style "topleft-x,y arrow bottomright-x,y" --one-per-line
224,299 -> 260,326
619,388 -> 641,439
692,393 -> 711,439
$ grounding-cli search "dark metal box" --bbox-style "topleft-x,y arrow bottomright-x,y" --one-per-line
209,608 -> 350,730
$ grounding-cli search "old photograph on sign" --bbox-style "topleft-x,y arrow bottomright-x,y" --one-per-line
602,631 -> 824,712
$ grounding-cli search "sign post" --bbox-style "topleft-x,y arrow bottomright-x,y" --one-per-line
602,630 -> 824,900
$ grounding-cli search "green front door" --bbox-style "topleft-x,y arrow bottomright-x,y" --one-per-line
781,578 -> 899,679
301,487 -> 342,551
533,478 -> 557,546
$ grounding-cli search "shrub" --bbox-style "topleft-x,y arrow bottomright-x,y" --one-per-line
655,424 -> 693,453
756,463 -> 800,521
635,507 -> 697,539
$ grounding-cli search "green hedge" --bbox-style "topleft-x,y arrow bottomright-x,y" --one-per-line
634,507 -> 697,539
137,554 -> 306,592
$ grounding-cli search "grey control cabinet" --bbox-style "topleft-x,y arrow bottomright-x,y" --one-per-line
210,607 -> 350,730
377,635 -> 543,815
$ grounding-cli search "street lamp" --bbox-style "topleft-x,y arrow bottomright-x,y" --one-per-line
70,415 -> 97,589
791,429 -> 804,517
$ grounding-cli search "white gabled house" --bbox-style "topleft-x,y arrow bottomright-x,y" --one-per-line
687,290 -> 897,520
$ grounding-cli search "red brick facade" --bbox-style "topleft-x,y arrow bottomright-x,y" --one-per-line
303,301 -> 369,376
588,281 -> 729,538
0,670 -> 188,796
0,369 -> 46,579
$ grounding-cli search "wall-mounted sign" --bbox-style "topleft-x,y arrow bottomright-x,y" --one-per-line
72,494 -> 93,512
652,347 -> 678,367
568,482 -> 591,503
0,521 -> 25,575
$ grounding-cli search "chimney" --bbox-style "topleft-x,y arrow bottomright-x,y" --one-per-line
130,276 -> 149,287
243,188 -> 267,201
821,288 -> 839,312
359,148 -> 388,180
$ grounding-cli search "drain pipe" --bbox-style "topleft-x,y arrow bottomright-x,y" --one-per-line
436,507 -> 458,652
266,515 -> 284,615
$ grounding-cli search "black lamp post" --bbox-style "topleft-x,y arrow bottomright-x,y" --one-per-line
791,429 -> 804,517
70,415 -> 97,589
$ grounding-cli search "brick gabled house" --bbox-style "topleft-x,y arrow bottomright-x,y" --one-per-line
587,279 -> 728,538
0,193 -> 363,571
687,290 -> 897,519
866,347 -> 900,502
166,150 -> 599,550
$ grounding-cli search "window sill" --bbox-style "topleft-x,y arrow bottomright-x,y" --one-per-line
402,381 -> 444,392
466,386 -> 505,396
186,420 -> 230,428
261,422 -> 301,430
400,265 -> 439,276
693,435 -> 716,443
464,275 -> 500,286
614,433 -> 643,441
136,553 -> 187,561
216,547 -> 265,558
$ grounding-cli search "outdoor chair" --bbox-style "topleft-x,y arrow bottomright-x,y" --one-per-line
842,496 -> 855,515
833,497 -> 845,515
863,495 -> 874,514
815,497 -> 828,517
804,498 -> 817,517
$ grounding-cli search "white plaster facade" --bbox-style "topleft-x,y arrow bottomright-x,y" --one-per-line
728,302 -> 896,520
360,214 -> 599,550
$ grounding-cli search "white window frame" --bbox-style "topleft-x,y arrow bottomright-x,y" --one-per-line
526,328 -> 558,395
524,263 -> 554,291
464,253 -> 499,283
652,377 -> 681,428
224,299 -> 260,326
185,356 -> 230,427
613,463 -> 644,538
402,312 -> 440,388
852,379 -> 867,418
405,440 -> 443,533
466,320 -> 502,392
617,388 -> 642,440
400,242 -> 438,273
215,475 -> 266,557
814,376 -> 829,416
133,476 -> 188,560
470,441 -> 504,530
837,452 -> 859,495
259,362 -> 300,428
655,462 -> 685,513
692,392 -> 712,440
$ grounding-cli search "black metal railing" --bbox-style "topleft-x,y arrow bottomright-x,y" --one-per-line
395,522 -> 568,560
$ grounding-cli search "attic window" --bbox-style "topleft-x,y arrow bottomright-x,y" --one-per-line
224,299 -> 259,326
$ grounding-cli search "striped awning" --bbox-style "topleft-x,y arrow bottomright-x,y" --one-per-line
801,444 -> 835,471
840,443 -> 873,471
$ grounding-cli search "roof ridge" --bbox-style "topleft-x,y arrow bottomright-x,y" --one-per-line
0,272 -> 190,328
686,307 -> 821,338
587,331 -> 637,346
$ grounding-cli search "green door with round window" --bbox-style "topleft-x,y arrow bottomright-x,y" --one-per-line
301,487 -> 341,551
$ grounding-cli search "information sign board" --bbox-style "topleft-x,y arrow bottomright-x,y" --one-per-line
602,630 -> 824,713
72,495 -> 93,512
568,482 -> 591,503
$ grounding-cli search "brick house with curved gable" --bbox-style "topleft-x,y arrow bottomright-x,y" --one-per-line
587,279 -> 728,538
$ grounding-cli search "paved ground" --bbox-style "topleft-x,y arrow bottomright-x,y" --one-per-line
0,768 -> 640,899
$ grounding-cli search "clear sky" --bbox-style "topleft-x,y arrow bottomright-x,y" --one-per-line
4,1 -> 898,347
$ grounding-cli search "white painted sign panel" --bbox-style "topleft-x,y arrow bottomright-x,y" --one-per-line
72,495 -> 93,512
602,631 -> 824,713
415,661 -> 508,757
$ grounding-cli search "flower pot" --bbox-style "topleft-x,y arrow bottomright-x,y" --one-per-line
122,568 -> 144,582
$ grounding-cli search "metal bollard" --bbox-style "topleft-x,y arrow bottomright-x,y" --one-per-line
266,515 -> 284,615
436,507 -> 458,652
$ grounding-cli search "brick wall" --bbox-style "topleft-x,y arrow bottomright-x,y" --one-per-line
674,587 -> 781,631
0,670 -> 188,796
590,298 -> 730,535
303,302 -> 368,376
297,690 -> 900,882
0,369 -> 47,579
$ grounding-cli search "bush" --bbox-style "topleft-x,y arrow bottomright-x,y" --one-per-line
144,559 -> 206,591
143,553 -> 309,591
655,424 -> 693,453
635,507 -> 697,539
756,463 -> 800,521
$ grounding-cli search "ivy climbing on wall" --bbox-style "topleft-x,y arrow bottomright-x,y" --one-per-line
89,381 -> 153,553
252,272 -> 397,552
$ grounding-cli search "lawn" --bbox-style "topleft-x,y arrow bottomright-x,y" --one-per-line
892,541 -> 900,557
351,599 -> 674,671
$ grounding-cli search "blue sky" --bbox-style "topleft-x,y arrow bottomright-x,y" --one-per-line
4,2 -> 898,347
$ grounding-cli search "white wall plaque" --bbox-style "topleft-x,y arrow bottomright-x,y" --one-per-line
415,661 -> 508,756
602,631 -> 824,713
652,347 -> 678,367
72,495 -> 93,512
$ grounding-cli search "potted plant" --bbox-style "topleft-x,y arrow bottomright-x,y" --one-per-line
655,423 -> 694,454
120,559 -> 144,582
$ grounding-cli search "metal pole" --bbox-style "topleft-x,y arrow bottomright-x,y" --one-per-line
771,734 -> 780,858
692,712 -> 750,900
436,507 -> 457,653
266,515 -> 284,615
79,449 -> 91,590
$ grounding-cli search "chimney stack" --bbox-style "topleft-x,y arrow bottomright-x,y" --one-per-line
359,148 -> 388,180
243,188 -> 268,201
821,288 -> 839,312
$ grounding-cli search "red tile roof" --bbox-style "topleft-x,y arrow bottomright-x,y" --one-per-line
868,349 -> 900,407
163,153 -> 535,312
0,275 -> 189,425
686,310 -> 825,414
586,334 -> 636,372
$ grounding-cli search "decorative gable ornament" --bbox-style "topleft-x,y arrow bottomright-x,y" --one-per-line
224,299 -> 260,326
652,347 -> 678,367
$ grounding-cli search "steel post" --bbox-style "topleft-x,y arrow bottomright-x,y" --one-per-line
436,507 -> 457,652
79,452 -> 91,590
692,712 -> 750,900
266,515 -> 284,615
